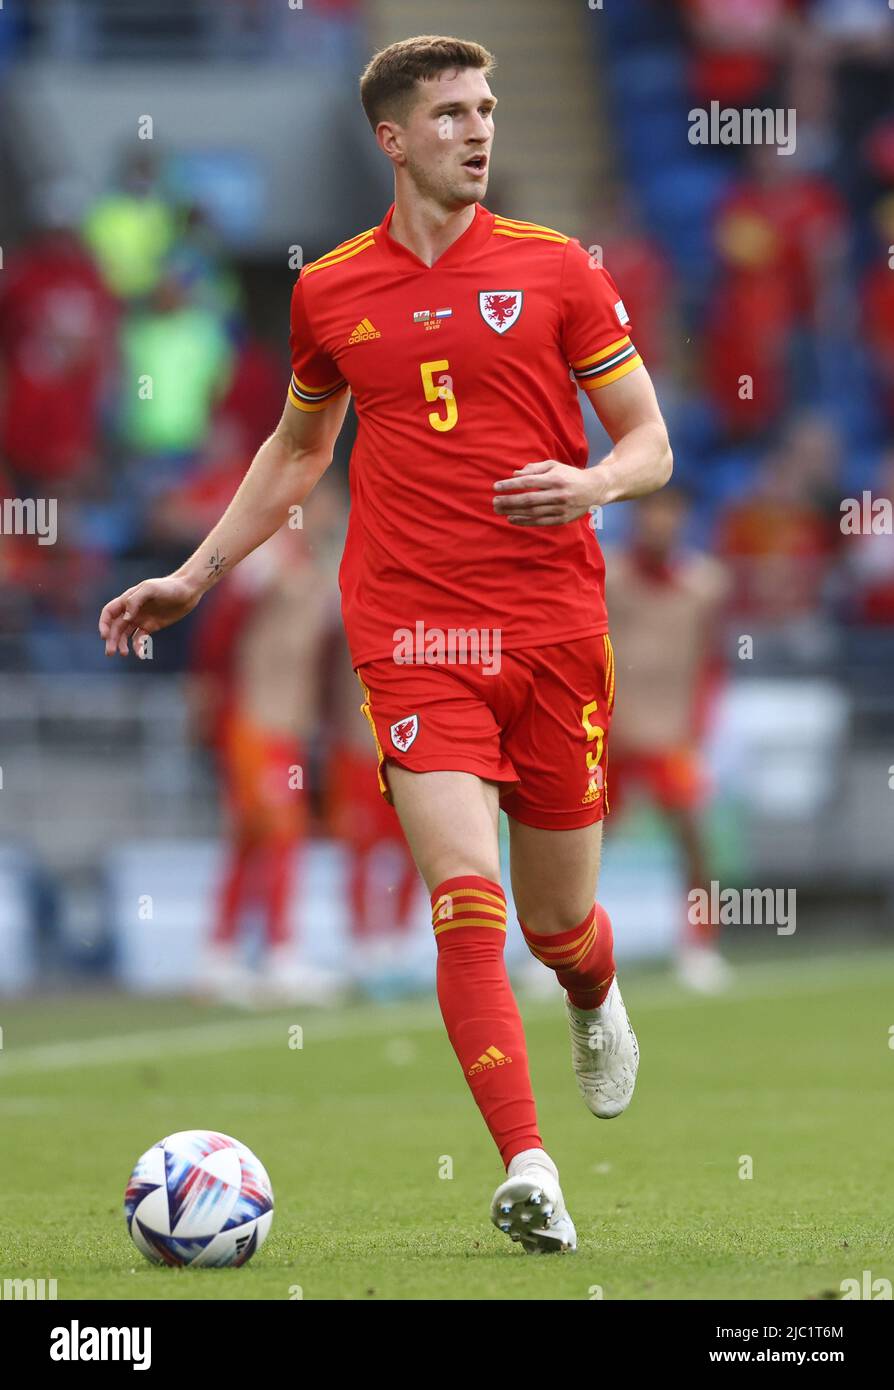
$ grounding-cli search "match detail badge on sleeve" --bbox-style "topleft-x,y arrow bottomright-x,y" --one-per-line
614,300 -> 629,325
390,715 -> 419,752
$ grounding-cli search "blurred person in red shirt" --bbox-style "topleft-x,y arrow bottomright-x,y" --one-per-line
605,487 -> 731,993
678,0 -> 802,109
703,143 -> 847,437
147,418 -> 249,552
217,334 -> 287,456
0,185 -> 117,494
716,413 -> 839,623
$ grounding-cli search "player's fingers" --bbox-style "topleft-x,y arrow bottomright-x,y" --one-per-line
493,472 -> 553,493
104,614 -> 128,655
99,594 -> 128,639
506,508 -> 564,522
102,583 -> 145,651
104,608 -> 135,655
512,460 -> 555,476
504,510 -> 564,521
111,602 -> 146,655
115,584 -> 155,647
494,489 -> 560,511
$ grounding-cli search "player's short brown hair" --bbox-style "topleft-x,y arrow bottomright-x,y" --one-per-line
359,35 -> 495,130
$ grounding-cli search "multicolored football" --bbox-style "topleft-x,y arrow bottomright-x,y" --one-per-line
125,1130 -> 274,1267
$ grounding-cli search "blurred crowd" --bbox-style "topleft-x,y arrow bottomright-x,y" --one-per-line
0,146 -> 294,672
595,0 -> 894,648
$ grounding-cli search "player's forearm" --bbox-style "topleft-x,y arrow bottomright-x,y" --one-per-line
174,430 -> 332,598
588,421 -> 673,506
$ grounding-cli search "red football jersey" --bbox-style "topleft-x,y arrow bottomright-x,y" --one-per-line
289,203 -> 643,667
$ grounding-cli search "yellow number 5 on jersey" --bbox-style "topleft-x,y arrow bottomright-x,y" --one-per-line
420,359 -> 458,433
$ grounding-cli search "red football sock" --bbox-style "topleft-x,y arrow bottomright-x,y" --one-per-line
214,840 -> 253,945
257,836 -> 297,948
348,842 -> 419,939
432,875 -> 541,1168
395,852 -> 419,934
348,846 -> 374,940
520,903 -> 616,1009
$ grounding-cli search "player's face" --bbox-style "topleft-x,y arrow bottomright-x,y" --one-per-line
400,68 -> 496,209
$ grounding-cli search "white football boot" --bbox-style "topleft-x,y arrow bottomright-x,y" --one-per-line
255,946 -> 346,1007
194,942 -> 254,1008
565,977 -> 639,1118
676,944 -> 732,995
490,1148 -> 577,1254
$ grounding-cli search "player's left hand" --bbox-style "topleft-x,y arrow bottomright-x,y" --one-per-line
492,460 -> 601,526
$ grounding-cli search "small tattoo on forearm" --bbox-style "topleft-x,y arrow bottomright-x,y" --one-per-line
207,549 -> 227,579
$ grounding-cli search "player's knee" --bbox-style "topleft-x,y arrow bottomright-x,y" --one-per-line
426,859 -> 501,895
518,900 -> 593,937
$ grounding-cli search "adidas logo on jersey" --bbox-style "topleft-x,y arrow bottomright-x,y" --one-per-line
467,1045 -> 512,1076
348,318 -> 381,343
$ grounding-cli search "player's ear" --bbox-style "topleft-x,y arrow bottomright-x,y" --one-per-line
376,120 -> 405,164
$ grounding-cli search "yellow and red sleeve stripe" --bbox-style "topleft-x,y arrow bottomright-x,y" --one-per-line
572,336 -> 642,390
287,370 -> 348,412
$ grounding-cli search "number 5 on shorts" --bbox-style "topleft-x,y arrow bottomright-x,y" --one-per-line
581,700 -> 605,774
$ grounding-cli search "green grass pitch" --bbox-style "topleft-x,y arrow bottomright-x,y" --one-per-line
0,948 -> 891,1300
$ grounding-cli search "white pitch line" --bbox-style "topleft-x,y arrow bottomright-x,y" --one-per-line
0,953 -> 888,1079
0,1008 -> 441,1078
0,1018 -> 282,1077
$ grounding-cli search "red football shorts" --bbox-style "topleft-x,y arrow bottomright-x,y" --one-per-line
609,747 -> 705,818
355,634 -> 616,831
324,742 -> 406,849
220,710 -> 306,841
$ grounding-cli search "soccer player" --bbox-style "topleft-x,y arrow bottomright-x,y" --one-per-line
99,35 -> 673,1253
